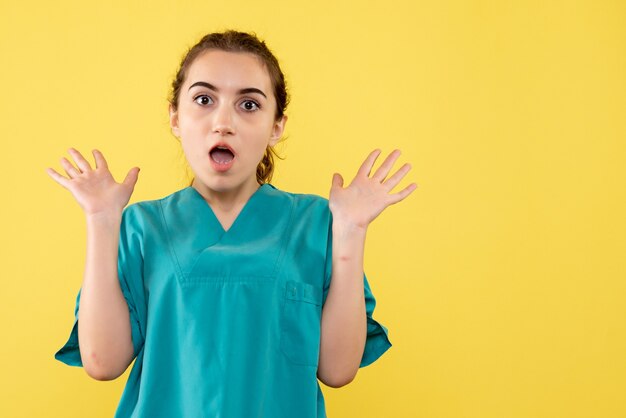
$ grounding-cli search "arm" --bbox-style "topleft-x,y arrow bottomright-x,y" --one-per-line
47,148 -> 140,381
317,222 -> 367,388
317,148 -> 417,388
79,211 -> 135,381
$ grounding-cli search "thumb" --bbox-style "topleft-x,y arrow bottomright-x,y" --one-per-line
123,167 -> 140,188
332,173 -> 343,188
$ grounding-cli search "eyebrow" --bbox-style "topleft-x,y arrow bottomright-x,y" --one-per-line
187,81 -> 267,99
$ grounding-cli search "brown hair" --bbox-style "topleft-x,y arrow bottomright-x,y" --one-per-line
168,30 -> 290,185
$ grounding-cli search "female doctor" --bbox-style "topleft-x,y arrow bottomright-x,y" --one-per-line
48,30 -> 417,418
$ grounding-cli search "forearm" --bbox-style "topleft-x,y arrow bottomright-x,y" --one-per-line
317,221 -> 368,388
78,211 -> 134,380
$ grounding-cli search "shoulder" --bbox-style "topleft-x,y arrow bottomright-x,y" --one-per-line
120,187 -> 190,228
267,184 -> 329,212
266,184 -> 332,228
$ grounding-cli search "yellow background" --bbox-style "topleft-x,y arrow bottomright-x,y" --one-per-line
1,0 -> 625,417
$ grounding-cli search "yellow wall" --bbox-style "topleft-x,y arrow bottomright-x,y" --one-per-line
1,1 -> 625,417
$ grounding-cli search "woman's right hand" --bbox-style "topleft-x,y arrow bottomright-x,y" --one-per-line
46,148 -> 140,217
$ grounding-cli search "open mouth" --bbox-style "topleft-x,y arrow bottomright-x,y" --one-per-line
209,144 -> 235,164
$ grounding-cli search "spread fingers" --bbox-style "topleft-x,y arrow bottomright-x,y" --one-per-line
372,149 -> 402,183
382,162 -> 413,192
45,167 -> 70,189
67,148 -> 93,172
60,157 -> 81,178
92,149 -> 109,170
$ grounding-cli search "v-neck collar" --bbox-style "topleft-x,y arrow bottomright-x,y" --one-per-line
160,182 -> 293,280
185,183 -> 272,235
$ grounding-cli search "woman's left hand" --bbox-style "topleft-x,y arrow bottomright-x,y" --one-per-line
329,149 -> 418,230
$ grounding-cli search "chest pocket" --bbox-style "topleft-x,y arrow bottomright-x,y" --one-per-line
280,280 -> 323,367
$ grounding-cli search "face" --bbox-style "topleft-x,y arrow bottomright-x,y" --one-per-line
169,49 -> 287,193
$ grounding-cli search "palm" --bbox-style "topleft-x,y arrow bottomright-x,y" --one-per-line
328,149 -> 417,229
46,148 -> 140,216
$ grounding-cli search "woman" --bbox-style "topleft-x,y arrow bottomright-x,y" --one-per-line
48,30 -> 416,418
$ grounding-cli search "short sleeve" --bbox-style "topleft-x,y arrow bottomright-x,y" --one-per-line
321,210 -> 393,369
54,204 -> 147,367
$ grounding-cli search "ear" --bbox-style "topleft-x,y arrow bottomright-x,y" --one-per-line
269,114 -> 288,147
169,104 -> 180,138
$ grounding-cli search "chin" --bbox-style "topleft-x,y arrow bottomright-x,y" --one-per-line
195,175 -> 247,193
197,177 -> 230,190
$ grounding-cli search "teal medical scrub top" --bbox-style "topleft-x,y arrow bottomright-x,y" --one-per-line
55,183 -> 392,418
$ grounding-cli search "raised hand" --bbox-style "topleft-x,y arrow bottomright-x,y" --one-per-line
329,149 -> 417,229
46,148 -> 140,217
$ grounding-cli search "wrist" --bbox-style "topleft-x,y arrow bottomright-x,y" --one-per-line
332,218 -> 368,238
86,210 -> 123,227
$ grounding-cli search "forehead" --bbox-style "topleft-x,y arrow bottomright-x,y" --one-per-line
185,50 -> 271,93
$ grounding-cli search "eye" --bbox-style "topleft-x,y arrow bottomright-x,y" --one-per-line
193,95 -> 213,106
240,100 -> 261,112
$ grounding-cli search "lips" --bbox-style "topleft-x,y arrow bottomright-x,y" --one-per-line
208,142 -> 236,172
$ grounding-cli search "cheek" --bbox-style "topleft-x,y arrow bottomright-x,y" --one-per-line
240,125 -> 273,150
180,140 -> 204,164
179,112 -> 207,135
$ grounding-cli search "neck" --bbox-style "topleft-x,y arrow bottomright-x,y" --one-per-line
192,177 -> 261,213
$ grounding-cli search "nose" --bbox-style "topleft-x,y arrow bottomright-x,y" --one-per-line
213,103 -> 235,136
